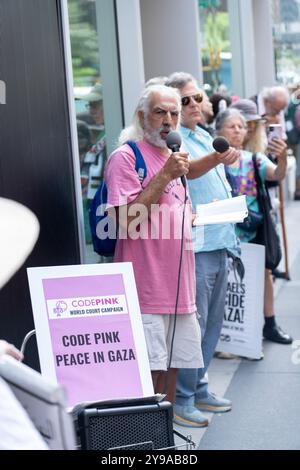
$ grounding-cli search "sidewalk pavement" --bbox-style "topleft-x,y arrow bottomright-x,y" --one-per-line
174,200 -> 300,450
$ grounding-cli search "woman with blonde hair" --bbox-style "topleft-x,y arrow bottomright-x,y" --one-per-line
216,107 -> 292,345
230,99 -> 267,154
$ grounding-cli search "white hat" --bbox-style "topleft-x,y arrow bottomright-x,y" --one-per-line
75,83 -> 102,102
0,198 -> 39,289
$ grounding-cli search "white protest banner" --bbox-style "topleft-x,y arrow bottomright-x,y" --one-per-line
27,262 -> 153,408
216,243 -> 265,359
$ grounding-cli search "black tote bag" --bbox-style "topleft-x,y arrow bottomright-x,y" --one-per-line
252,154 -> 282,270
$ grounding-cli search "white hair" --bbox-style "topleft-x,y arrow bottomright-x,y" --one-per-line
145,76 -> 168,87
261,86 -> 289,103
215,108 -> 247,133
117,85 -> 181,146
165,71 -> 198,90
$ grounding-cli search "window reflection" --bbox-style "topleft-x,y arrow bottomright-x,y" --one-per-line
271,0 -> 300,85
198,0 -> 232,95
68,0 -> 107,261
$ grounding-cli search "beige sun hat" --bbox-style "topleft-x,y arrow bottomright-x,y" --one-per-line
0,198 -> 39,289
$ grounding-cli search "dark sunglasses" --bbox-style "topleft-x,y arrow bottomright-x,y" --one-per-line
181,93 -> 203,106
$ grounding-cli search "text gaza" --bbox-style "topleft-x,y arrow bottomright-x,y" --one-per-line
56,348 -> 135,366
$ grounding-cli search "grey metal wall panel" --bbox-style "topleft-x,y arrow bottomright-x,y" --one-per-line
0,0 -> 80,368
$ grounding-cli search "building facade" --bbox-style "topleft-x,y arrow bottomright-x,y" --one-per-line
0,0 -> 277,366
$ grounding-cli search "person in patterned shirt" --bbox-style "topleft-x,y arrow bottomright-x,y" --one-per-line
216,108 -> 292,346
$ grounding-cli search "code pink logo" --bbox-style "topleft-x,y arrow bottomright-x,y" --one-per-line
53,300 -> 68,317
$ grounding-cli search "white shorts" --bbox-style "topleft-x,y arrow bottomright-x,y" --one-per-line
141,312 -> 203,371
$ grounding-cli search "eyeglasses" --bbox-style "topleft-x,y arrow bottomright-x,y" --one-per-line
181,93 -> 203,106
247,120 -> 259,129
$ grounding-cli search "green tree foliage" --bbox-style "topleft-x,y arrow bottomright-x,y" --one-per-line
204,12 -> 230,52
68,0 -> 100,85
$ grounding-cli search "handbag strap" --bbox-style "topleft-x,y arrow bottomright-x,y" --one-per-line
252,153 -> 262,191
252,153 -> 271,211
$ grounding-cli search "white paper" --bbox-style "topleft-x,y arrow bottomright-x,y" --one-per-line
193,195 -> 248,226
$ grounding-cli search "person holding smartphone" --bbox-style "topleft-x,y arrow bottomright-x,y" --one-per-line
266,120 -> 286,168
216,106 -> 292,346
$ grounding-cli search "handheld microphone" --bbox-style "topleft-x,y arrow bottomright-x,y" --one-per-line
166,131 -> 186,188
212,136 -> 230,153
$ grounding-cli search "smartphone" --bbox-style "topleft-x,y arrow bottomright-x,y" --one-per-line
267,124 -> 283,142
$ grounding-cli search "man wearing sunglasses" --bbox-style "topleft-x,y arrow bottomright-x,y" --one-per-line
166,72 -> 240,428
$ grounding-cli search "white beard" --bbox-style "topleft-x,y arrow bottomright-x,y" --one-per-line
144,121 -> 169,148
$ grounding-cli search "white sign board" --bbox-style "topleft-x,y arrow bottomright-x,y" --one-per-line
216,243 -> 265,359
27,262 -> 153,408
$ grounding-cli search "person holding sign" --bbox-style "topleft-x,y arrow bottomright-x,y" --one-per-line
216,107 -> 292,345
104,85 -> 203,404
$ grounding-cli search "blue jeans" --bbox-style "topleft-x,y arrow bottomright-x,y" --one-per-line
176,249 -> 228,406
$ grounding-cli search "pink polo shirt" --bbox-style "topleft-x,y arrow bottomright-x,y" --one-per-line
105,140 -> 196,315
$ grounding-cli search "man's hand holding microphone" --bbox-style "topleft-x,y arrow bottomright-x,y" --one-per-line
162,151 -> 190,186
163,132 -> 239,185
212,137 -> 240,166
163,131 -> 189,187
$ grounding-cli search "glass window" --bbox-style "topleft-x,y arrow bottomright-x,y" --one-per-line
198,0 -> 232,95
271,0 -> 300,85
67,0 -> 110,263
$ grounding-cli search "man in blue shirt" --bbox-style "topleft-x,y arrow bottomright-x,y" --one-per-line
166,72 -> 240,428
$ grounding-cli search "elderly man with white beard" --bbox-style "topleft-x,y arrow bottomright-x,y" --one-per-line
104,85 -> 203,403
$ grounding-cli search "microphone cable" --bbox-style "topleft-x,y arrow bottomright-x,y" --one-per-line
168,180 -> 187,370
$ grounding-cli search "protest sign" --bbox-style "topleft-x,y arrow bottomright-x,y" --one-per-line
27,263 -> 153,407
216,243 -> 265,359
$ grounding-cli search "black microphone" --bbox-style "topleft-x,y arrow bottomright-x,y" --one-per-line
166,131 -> 186,188
212,136 -> 230,153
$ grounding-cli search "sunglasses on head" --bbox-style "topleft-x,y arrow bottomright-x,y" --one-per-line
181,93 -> 203,106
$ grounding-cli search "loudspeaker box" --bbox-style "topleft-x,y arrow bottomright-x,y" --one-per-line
74,400 -> 174,450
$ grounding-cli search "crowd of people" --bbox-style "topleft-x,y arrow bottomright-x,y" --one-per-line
1,75 -> 296,447
102,74 -> 296,428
